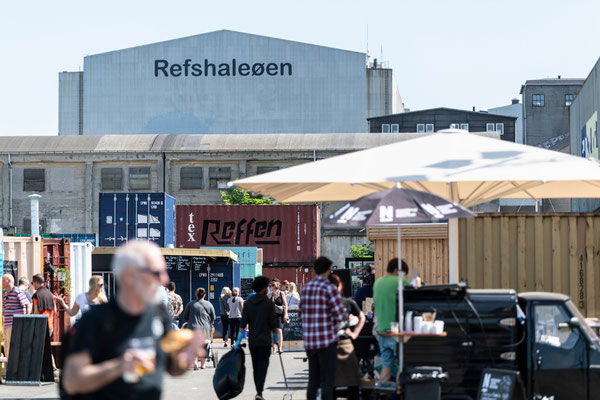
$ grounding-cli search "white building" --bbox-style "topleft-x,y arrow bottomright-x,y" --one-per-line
59,30 -> 403,135
488,98 -> 523,144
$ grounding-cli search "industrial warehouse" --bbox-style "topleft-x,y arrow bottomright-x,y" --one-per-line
59,30 -> 403,135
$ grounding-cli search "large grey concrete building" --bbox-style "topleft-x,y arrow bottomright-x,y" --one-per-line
59,30 -> 403,136
520,78 -> 584,152
569,57 -> 600,211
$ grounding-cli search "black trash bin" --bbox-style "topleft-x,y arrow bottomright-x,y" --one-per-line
400,366 -> 447,400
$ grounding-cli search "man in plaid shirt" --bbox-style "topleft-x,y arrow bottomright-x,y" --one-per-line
299,257 -> 347,400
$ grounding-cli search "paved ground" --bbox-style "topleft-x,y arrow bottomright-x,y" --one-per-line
0,349 -> 310,400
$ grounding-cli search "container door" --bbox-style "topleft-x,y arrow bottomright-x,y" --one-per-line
99,194 -> 129,247
132,194 -> 166,247
531,302 -> 588,400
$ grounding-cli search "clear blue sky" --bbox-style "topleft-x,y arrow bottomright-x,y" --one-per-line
2,0 -> 599,136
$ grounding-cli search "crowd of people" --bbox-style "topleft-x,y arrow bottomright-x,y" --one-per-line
2,241 -> 406,400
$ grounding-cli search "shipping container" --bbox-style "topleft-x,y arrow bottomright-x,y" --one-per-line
99,193 -> 176,248
2,235 -> 43,282
42,238 -> 71,342
366,223 -> 449,284
177,205 -> 320,265
459,213 -> 600,318
262,266 -> 314,292
200,247 -> 263,279
69,242 -> 94,325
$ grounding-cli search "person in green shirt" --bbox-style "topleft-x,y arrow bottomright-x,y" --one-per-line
373,258 -> 409,383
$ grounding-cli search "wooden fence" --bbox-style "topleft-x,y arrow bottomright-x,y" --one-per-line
367,224 -> 448,285
459,214 -> 600,317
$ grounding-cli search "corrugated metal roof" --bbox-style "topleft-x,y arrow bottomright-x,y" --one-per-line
0,132 -> 499,154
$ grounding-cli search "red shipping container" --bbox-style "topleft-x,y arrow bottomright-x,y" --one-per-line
261,266 -> 314,292
42,238 -> 71,342
177,205 -> 320,265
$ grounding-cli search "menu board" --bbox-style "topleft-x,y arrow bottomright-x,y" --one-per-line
191,256 -> 208,270
241,278 -> 253,299
177,256 -> 191,271
165,255 -> 178,271
477,369 -> 519,400
283,309 -> 303,341
165,255 -> 207,271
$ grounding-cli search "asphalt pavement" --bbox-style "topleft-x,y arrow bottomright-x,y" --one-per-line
0,348 -> 310,400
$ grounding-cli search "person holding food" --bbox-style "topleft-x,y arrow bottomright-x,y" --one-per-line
61,240 -> 206,399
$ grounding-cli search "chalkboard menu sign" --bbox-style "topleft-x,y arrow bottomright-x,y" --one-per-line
477,369 -> 520,400
165,255 -> 178,270
283,309 -> 303,341
241,278 -> 253,299
165,255 -> 208,271
191,256 -> 208,270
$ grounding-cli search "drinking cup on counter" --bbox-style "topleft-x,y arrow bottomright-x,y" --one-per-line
433,320 -> 445,334
405,312 -> 413,332
413,316 -> 423,333
390,322 -> 399,333
421,321 -> 432,334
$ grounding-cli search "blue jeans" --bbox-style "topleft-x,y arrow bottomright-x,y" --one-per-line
376,335 -> 397,368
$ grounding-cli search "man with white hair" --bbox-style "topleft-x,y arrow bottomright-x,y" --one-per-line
62,240 -> 206,399
2,273 -> 30,361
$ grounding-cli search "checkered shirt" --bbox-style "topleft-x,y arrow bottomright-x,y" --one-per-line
299,276 -> 347,350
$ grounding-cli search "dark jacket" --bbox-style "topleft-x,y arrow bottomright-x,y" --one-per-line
240,293 -> 277,348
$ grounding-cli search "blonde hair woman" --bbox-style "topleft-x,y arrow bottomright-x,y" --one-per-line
285,282 -> 300,309
227,287 -> 244,347
219,286 -> 232,346
56,276 -> 108,317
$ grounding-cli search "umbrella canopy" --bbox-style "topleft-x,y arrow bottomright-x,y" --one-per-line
232,131 -> 600,207
324,187 -> 476,228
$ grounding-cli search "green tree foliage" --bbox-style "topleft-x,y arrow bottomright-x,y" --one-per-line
220,186 -> 275,205
350,243 -> 374,258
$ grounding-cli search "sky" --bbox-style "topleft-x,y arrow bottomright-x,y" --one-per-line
2,0 -> 600,136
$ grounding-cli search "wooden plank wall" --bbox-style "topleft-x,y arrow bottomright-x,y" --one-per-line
367,224 -> 448,285
459,214 -> 600,318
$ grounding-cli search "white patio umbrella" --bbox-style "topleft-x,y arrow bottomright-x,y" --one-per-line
231,130 -> 600,206
232,130 -> 600,282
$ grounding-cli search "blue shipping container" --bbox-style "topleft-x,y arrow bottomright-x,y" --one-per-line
99,193 -> 176,247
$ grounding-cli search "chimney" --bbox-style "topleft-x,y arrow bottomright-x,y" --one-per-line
511,98 -> 519,105
29,194 -> 42,236
558,75 -> 561,79
472,106 -> 476,111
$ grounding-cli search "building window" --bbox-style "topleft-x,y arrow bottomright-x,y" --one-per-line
496,123 -> 504,135
425,124 -> 434,133
450,123 -> 459,129
209,167 -> 231,189
565,94 -> 576,106
461,123 -> 469,131
101,168 -> 123,190
486,123 -> 495,132
390,124 -> 399,133
416,124 -> 425,133
128,167 -> 151,190
180,167 -> 203,190
23,169 -> 45,192
533,94 -> 545,107
381,124 -> 390,133
257,166 -> 279,175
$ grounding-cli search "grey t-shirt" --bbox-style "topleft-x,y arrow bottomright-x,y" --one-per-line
227,296 -> 243,319
183,299 -> 216,333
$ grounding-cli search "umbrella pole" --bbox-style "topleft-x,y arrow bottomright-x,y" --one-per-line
398,224 -> 404,376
